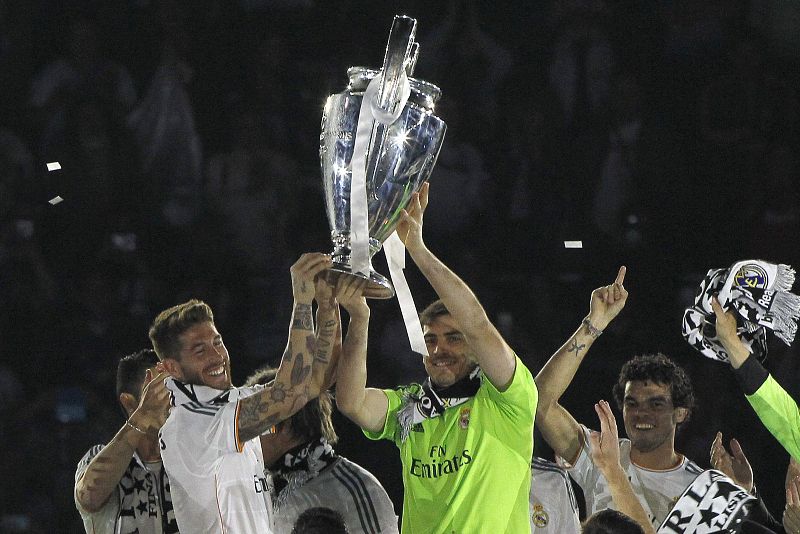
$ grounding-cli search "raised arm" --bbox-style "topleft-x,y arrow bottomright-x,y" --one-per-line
312,277 -> 341,392
334,277 -> 389,433
76,370 -> 168,512
535,267 -> 627,463
397,182 -> 514,389
589,400 -> 657,534
237,253 -> 332,443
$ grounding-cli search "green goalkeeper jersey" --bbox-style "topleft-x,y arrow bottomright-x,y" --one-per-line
365,356 -> 537,534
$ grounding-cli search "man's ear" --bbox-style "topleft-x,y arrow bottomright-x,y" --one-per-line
161,358 -> 182,380
675,407 -> 689,424
119,392 -> 138,416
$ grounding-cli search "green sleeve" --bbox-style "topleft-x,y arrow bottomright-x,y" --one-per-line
746,374 -> 800,460
363,388 -> 403,442
482,355 -> 538,419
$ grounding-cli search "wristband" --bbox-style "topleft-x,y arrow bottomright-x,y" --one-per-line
125,419 -> 147,435
582,318 -> 603,338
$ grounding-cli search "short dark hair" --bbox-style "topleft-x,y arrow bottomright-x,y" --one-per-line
149,299 -> 214,360
612,353 -> 695,420
292,507 -> 348,534
582,509 -> 644,534
116,349 -> 159,400
244,367 -> 337,444
419,299 -> 450,327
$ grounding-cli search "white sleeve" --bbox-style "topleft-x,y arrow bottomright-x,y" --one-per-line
74,445 -> 120,534
563,425 -> 601,492
190,401 -> 244,454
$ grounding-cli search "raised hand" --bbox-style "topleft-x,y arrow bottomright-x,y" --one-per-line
315,275 -> 337,311
710,431 -> 753,492
336,276 -> 369,318
785,476 -> 800,534
711,296 -> 739,345
397,181 -> 429,254
130,369 -> 171,434
291,253 -> 332,302
589,400 -> 622,475
588,266 -> 628,330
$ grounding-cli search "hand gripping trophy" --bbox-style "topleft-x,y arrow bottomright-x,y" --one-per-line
320,15 -> 447,298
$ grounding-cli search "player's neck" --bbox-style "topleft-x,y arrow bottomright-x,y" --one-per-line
630,441 -> 682,471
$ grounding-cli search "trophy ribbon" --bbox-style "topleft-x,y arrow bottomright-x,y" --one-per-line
349,72 -> 411,276
384,232 -> 427,356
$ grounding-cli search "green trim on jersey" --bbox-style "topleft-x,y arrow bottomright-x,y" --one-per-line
746,374 -> 800,460
365,356 -> 538,534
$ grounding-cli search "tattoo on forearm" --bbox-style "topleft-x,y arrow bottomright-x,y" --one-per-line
282,342 -> 292,363
291,355 -> 311,386
314,319 -> 336,363
567,340 -> 586,357
292,304 -> 314,330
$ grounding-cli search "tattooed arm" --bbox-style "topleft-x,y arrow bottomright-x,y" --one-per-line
237,253 -> 332,444
76,370 -> 168,513
312,276 -> 341,392
535,267 -> 628,464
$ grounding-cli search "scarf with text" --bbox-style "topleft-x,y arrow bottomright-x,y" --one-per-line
396,366 -> 482,441
658,470 -> 755,533
682,260 -> 800,363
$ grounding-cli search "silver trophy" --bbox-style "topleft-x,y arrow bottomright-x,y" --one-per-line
320,15 -> 447,299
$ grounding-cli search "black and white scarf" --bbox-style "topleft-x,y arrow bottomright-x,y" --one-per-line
658,470 -> 755,533
271,437 -> 337,509
682,260 -> 800,363
396,366 -> 482,441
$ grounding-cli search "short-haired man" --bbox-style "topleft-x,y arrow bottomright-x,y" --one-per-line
535,268 -> 704,528
75,349 -> 177,533
246,363 -> 399,534
152,253 -> 338,533
336,184 -> 538,533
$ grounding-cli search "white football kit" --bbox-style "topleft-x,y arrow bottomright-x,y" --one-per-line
530,457 -> 581,533
160,379 -> 273,533
566,425 -> 703,527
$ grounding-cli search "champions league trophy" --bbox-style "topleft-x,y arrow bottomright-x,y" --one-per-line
320,15 -> 447,298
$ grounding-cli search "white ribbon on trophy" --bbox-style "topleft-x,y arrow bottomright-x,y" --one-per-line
384,232 -> 427,355
350,70 -> 426,355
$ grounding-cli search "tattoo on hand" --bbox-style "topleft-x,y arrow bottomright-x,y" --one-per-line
292,304 -> 314,330
567,340 -> 586,357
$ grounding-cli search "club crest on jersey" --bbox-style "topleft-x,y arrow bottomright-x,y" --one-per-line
459,408 -> 471,429
531,503 -> 549,527
734,264 -> 768,289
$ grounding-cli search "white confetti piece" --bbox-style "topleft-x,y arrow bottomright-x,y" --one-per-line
46,161 -> 61,171
48,196 -> 64,205
564,240 -> 583,249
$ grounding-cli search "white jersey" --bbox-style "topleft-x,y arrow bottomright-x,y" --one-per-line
567,425 -> 704,528
530,457 -> 581,533
161,379 -> 273,534
75,446 -> 179,534
271,455 -> 399,534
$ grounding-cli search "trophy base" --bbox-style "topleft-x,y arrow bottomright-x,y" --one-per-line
324,263 -> 395,299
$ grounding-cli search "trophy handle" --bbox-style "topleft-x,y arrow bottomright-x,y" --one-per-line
375,15 -> 417,118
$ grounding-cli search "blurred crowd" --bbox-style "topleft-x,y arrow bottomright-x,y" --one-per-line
2,0 -> 800,531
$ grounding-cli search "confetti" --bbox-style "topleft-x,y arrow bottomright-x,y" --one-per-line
46,161 -> 61,171
564,240 -> 583,249
48,196 -> 64,205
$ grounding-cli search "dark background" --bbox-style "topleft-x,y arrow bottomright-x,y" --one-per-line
2,0 -> 800,531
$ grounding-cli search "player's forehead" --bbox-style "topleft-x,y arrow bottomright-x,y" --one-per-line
178,321 -> 220,347
422,315 -> 463,337
623,380 -> 671,400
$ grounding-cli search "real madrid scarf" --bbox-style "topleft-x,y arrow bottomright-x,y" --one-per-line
396,366 -> 482,441
658,470 -> 755,533
682,260 -> 800,363
271,437 -> 337,509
